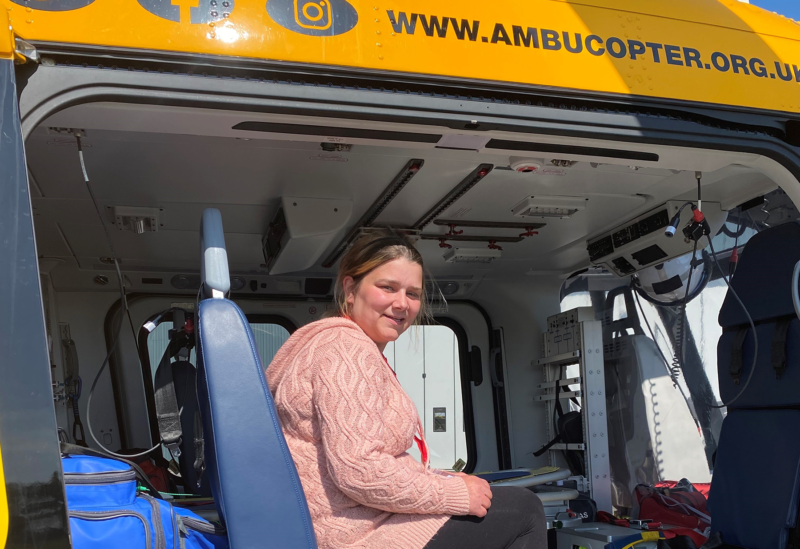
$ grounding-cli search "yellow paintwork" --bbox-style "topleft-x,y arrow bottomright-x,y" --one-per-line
0,9 -> 14,60
3,0 -> 800,113
0,442 -> 7,549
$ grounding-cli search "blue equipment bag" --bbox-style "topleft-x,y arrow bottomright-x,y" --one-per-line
63,450 -> 228,549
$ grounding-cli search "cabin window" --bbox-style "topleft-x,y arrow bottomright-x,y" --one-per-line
383,324 -> 469,470
145,319 -> 292,376
142,314 -> 294,460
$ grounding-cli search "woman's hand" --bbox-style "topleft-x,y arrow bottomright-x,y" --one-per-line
462,475 -> 492,517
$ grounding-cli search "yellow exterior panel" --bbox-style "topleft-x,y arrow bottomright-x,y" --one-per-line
0,10 -> 14,60
4,0 -> 800,112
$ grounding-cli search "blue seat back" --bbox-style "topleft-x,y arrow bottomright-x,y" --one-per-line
195,208 -> 317,549
711,221 -> 800,549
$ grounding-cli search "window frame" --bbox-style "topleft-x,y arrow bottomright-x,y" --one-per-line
137,311 -> 296,452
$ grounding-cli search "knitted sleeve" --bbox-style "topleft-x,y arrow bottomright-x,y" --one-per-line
312,334 -> 471,516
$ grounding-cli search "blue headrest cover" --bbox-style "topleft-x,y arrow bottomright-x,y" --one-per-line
196,298 -> 317,549
718,221 -> 800,327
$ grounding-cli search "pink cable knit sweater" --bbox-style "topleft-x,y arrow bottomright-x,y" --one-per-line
267,317 -> 471,549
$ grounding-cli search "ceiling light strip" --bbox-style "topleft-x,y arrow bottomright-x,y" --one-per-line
411,164 -> 494,230
321,159 -> 424,268
433,220 -> 546,230
420,234 -> 523,243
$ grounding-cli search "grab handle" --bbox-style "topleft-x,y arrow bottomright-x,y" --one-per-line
793,259 -> 800,322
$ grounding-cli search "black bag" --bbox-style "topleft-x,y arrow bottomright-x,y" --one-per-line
533,410 -> 585,476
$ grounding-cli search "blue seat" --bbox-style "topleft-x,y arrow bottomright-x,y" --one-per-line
195,209 -> 317,549
710,221 -> 800,549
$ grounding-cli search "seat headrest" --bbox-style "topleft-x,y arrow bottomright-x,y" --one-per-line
199,208 -> 230,299
719,222 -> 800,328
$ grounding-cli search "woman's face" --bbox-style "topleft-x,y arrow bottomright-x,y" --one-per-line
343,258 -> 423,351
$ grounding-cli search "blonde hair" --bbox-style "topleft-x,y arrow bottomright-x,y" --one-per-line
332,229 -> 430,324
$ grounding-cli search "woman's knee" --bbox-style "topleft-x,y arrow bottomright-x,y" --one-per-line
494,487 -> 545,527
520,489 -> 545,526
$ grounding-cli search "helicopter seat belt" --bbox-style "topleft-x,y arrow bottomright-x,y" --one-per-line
153,342 -> 183,462
728,327 -> 748,384
771,316 -> 793,380
152,325 -> 206,490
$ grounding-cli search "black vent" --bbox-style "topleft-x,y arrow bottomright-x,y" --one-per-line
304,278 -> 333,296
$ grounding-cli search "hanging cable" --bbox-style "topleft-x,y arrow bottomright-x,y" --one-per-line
664,171 -> 757,409
705,236 -> 758,409
729,213 -> 742,278
632,290 -> 702,432
75,134 -> 161,459
670,239 -> 699,381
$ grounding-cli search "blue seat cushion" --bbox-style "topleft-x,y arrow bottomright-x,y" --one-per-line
197,298 -> 317,549
709,409 -> 800,549
717,318 -> 800,408
718,222 -> 800,327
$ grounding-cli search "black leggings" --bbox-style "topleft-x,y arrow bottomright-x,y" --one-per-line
424,487 -> 547,549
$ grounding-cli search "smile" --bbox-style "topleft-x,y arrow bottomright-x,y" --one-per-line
383,314 -> 405,325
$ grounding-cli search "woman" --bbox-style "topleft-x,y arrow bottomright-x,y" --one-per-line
267,230 -> 546,549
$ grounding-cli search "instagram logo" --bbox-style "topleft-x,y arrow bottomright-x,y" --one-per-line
267,0 -> 357,36
294,0 -> 331,30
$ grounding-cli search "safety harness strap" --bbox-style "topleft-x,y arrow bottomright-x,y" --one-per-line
729,327 -> 749,383
153,344 -> 183,461
771,317 -> 793,380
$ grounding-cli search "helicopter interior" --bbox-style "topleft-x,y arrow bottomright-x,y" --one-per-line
28,99 -> 800,546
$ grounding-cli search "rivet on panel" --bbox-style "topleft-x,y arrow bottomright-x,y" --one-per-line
376,30 -> 380,34
391,32 -> 395,36
376,43 -> 382,47
378,55 -> 383,59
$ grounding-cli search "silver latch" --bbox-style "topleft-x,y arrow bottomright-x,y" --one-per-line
14,38 -> 39,64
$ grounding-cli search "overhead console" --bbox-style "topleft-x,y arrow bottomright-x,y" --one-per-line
587,201 -> 727,277
263,196 -> 353,275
